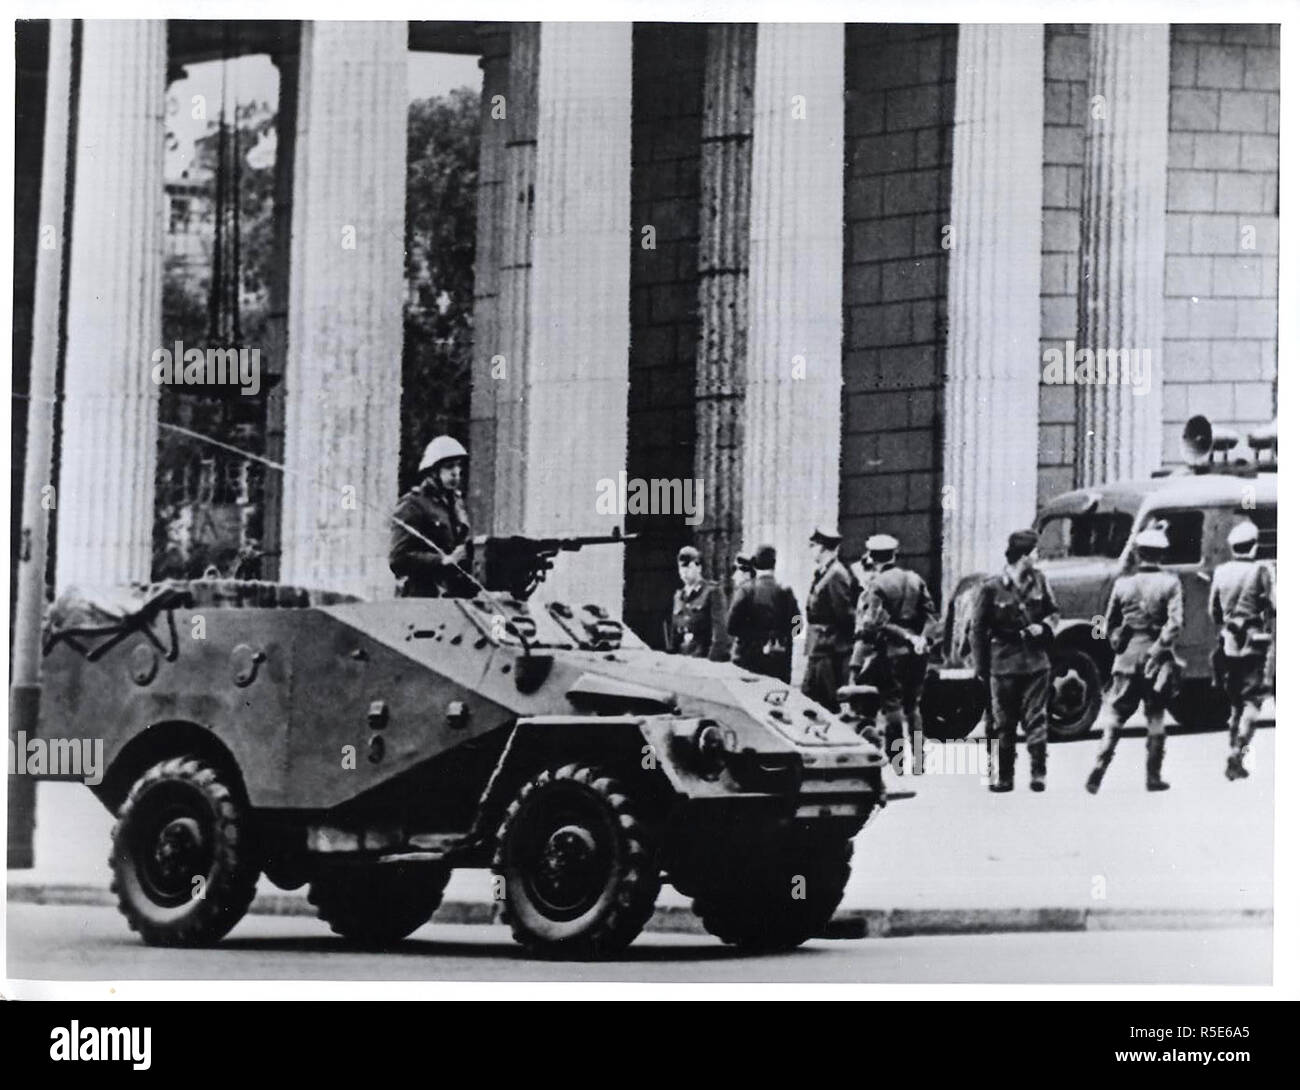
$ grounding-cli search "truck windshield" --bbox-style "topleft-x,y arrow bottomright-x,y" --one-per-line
1037,513 -> 1133,560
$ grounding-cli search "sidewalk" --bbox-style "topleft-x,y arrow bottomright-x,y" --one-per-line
8,728 -> 1272,937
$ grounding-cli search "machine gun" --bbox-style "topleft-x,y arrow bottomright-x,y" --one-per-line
470,528 -> 636,601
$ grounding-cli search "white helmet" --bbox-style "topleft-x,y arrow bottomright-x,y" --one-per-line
1227,521 -> 1259,550
1135,527 -> 1169,551
418,435 -> 468,473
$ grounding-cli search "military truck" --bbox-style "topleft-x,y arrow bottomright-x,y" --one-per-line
937,416 -> 1276,740
37,534 -> 886,959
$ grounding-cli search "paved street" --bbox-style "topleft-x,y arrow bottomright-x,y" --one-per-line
5,903 -> 1270,984
14,725 -> 1272,913
7,724 -> 1272,984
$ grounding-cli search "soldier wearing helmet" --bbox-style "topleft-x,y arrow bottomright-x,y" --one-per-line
1210,519 -> 1274,780
388,435 -> 476,598
851,533 -> 937,774
1085,526 -> 1184,794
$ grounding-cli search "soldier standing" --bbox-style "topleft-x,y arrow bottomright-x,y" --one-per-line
1210,521 -> 1274,780
389,435 -> 476,598
971,529 -> 1059,793
666,546 -> 729,661
801,526 -> 859,711
1085,528 -> 1183,794
853,534 -> 937,774
727,544 -> 800,682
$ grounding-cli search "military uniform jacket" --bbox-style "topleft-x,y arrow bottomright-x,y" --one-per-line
667,580 -> 728,660
971,566 -> 1059,677
855,564 -> 937,658
805,558 -> 858,657
1210,559 -> 1274,658
727,574 -> 800,665
1104,565 -> 1183,673
388,480 -> 473,597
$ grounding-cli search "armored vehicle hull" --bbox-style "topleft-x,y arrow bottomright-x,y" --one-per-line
39,581 -> 885,957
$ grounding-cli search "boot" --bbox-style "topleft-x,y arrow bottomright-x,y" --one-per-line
1029,742 -> 1047,792
1146,735 -> 1170,792
1086,725 -> 1119,794
989,736 -> 1015,793
1225,751 -> 1247,780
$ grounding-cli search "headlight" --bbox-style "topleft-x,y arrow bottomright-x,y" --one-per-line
669,718 -> 731,780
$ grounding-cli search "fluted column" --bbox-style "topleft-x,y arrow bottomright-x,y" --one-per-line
56,21 -> 166,588
942,24 -> 1045,596
491,24 -> 539,535
744,23 -> 844,605
467,26 -> 512,534
520,23 -> 632,607
1075,24 -> 1169,485
695,23 -> 755,582
280,21 -> 406,599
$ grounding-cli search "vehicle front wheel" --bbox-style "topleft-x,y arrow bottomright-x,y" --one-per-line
492,763 -> 661,959
1048,647 -> 1104,740
687,833 -> 853,952
308,863 -> 451,947
110,756 -> 259,946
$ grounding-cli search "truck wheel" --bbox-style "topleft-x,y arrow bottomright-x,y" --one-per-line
690,835 -> 853,952
109,756 -> 259,947
1048,648 -> 1103,740
492,763 -> 661,959
308,864 -> 451,947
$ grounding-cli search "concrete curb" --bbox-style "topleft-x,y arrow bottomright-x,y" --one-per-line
7,883 -> 1272,938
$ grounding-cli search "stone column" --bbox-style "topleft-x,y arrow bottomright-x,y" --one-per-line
11,19 -> 74,869
466,25 -> 512,534
1075,24 -> 1170,486
744,23 -> 844,608
520,23 -> 632,607
56,21 -> 166,588
695,23 -> 755,582
279,21 -> 406,599
490,24 -> 539,536
259,44 -> 300,581
941,24 -> 1045,594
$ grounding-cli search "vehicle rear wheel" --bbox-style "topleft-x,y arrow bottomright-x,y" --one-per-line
687,833 -> 853,952
110,756 -> 259,947
308,863 -> 451,947
492,763 -> 661,959
1048,647 -> 1103,740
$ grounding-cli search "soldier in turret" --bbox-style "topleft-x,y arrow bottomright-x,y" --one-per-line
1211,520 -> 1274,780
1085,527 -> 1183,794
389,435 -> 477,598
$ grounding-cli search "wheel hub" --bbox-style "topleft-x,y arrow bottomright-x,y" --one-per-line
152,817 -> 203,885
532,823 -> 602,914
